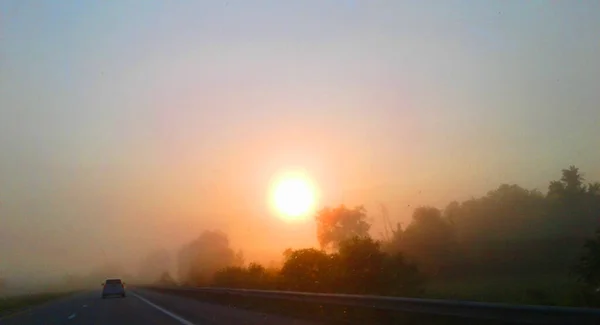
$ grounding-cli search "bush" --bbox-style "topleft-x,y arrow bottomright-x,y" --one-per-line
280,248 -> 338,292
336,237 -> 425,296
214,237 -> 426,296
213,263 -> 279,289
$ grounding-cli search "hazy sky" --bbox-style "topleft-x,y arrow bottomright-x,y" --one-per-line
1,1 -> 599,280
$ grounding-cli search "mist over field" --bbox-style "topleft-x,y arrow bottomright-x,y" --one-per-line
1,0 -> 600,304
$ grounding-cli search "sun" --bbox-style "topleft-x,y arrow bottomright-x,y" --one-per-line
271,171 -> 316,220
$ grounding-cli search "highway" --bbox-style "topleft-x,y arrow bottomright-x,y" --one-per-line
0,288 -> 316,325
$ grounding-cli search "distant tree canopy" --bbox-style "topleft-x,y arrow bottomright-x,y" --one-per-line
398,206 -> 456,275
138,249 -> 171,284
177,230 -> 236,286
381,166 -> 600,279
448,184 -> 546,242
545,166 -> 598,234
315,205 -> 370,250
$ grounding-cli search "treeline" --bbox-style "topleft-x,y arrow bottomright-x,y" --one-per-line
387,166 -> 600,280
170,218 -> 425,296
163,166 -> 600,305
213,237 -> 424,296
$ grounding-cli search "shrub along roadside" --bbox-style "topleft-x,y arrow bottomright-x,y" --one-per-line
212,237 -> 425,297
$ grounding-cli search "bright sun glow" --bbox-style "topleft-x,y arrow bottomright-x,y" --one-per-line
271,172 -> 316,220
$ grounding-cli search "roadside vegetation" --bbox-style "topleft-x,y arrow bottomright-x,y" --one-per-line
154,166 -> 600,307
0,292 -> 74,318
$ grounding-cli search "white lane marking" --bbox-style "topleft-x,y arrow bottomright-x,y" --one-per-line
68,313 -> 76,319
82,305 -> 87,308
131,292 -> 196,325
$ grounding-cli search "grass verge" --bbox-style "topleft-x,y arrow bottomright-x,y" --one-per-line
145,286 -> 518,325
424,274 -> 586,307
0,292 -> 74,318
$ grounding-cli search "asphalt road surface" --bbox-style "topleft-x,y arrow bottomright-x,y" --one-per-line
1,288 -> 317,325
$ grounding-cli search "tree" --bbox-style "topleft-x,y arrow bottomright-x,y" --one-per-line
401,206 -> 456,275
547,180 -> 566,201
381,251 -> 425,297
280,248 -> 337,292
443,201 -> 460,225
138,249 -> 171,284
279,237 -> 426,296
588,183 -> 600,196
576,229 -> 600,286
177,230 -> 236,286
411,167 -> 599,280
586,183 -> 600,222
335,236 -> 425,296
547,166 -> 586,205
315,205 -> 371,250
233,250 -> 245,267
546,166 -> 598,238
561,165 -> 586,195
574,228 -> 600,305
282,248 -> 294,260
336,236 -> 386,294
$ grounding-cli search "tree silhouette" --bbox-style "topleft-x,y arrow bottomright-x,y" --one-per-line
138,249 -> 171,284
335,236 -> 423,295
177,230 -> 236,286
336,236 -> 386,294
546,166 -> 598,239
315,205 -> 371,250
233,249 -> 245,267
280,248 -> 336,292
561,165 -> 586,195
574,228 -> 600,306
277,238 -> 425,296
588,183 -> 600,196
400,206 -> 456,275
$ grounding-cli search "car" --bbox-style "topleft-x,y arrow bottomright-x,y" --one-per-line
101,278 -> 126,298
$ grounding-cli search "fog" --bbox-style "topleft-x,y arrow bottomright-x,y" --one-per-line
1,1 -> 600,294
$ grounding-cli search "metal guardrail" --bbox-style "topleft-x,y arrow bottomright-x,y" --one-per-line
145,286 -> 600,325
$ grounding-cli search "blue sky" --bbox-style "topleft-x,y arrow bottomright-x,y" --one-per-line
1,0 -> 599,278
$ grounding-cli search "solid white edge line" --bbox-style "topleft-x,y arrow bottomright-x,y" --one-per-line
131,292 -> 196,325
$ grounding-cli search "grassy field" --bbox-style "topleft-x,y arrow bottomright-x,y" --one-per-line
423,274 -> 586,307
0,292 -> 74,318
